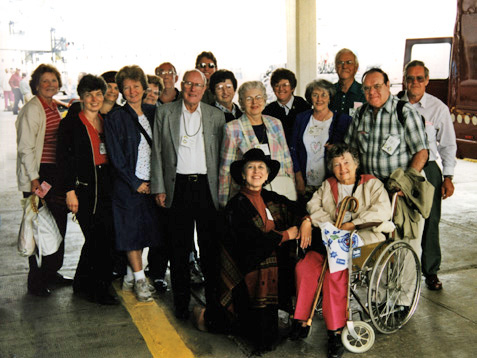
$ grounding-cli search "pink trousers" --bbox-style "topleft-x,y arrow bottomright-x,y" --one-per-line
294,250 -> 348,331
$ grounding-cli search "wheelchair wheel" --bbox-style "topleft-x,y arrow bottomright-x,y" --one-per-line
367,241 -> 421,334
342,321 -> 375,353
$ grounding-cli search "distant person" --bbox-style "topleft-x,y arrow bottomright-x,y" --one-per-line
262,68 -> 311,143
209,69 -> 242,122
195,51 -> 217,105
330,48 -> 366,116
10,68 -> 23,114
16,63 -> 72,297
20,73 -> 33,103
155,62 -> 181,104
400,60 -> 457,291
144,75 -> 164,105
3,69 -> 13,111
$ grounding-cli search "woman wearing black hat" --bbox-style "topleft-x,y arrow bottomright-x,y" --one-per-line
194,148 -> 309,354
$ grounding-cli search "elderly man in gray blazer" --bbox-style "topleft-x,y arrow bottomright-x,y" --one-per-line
151,69 -> 225,320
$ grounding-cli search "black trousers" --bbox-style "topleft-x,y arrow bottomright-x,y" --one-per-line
167,174 -> 219,312
24,163 -> 67,291
147,207 -> 169,280
73,165 -> 114,294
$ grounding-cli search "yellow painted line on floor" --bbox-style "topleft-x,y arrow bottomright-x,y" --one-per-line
463,158 -> 477,163
113,282 -> 194,358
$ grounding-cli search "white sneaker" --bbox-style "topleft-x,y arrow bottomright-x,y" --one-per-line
134,279 -> 153,302
122,278 -> 156,293
122,278 -> 134,292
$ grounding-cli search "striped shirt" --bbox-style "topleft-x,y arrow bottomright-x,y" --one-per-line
39,97 -> 62,164
344,95 -> 428,180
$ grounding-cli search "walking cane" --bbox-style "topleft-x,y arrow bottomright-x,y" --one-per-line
306,196 -> 359,326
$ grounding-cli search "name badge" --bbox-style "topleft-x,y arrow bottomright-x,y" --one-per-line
99,142 -> 107,155
255,143 -> 270,156
181,135 -> 197,148
382,135 -> 400,155
308,126 -> 322,136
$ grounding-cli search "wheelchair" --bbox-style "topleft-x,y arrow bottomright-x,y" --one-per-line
310,194 -> 422,354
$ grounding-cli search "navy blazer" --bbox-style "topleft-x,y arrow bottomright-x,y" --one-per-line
290,109 -> 352,183
104,103 -> 156,198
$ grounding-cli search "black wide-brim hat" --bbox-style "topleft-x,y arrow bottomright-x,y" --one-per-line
230,148 -> 281,185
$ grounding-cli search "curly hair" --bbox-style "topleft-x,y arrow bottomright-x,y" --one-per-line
77,74 -> 108,98
304,79 -> 336,105
270,68 -> 297,89
29,64 -> 62,96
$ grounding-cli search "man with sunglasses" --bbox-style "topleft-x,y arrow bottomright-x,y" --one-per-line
151,69 -> 225,320
400,60 -> 456,291
330,48 -> 366,116
195,51 -> 217,105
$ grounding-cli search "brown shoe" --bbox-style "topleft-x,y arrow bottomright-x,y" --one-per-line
425,274 -> 443,290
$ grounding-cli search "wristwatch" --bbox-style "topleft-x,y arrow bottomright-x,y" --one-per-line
444,175 -> 453,181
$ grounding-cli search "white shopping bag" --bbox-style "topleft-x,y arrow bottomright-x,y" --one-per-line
321,222 -> 364,273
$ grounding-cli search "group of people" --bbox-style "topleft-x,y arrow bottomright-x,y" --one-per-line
2,68 -> 32,114
15,48 -> 456,358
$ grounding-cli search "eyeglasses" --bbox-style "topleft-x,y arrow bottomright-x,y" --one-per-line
198,63 -> 216,69
182,81 -> 205,89
362,83 -> 385,93
157,70 -> 175,76
405,75 -> 426,83
245,95 -> 264,103
146,88 -> 160,95
311,92 -> 329,99
215,84 -> 234,91
273,82 -> 291,89
336,60 -> 355,67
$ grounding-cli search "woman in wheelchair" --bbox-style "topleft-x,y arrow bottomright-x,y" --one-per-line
290,144 -> 392,358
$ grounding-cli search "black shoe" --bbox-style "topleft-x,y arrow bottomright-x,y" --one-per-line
425,274 -> 443,290
327,330 -> 345,358
289,320 -> 302,341
175,307 -> 190,321
52,273 -> 74,286
298,325 -> 311,339
28,286 -> 51,297
94,290 -> 120,306
152,278 -> 168,292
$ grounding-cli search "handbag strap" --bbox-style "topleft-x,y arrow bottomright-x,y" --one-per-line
128,116 -> 152,147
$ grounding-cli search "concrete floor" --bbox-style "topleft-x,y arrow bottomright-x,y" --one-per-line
1,109 -> 476,358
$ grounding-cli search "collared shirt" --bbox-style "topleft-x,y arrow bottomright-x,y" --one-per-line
331,80 -> 366,116
215,101 -> 238,117
344,94 -> 428,180
402,91 -> 457,176
278,95 -> 294,115
177,102 -> 207,174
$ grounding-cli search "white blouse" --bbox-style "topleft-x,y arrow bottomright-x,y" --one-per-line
135,114 -> 152,181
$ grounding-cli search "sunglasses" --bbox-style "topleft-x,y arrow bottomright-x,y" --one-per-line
405,75 -> 426,83
198,63 -> 216,69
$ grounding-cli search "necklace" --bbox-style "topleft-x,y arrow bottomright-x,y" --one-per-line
182,112 -> 202,137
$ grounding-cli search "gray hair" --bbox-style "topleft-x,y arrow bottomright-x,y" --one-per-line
304,79 -> 336,105
404,60 -> 430,78
326,143 -> 360,174
334,48 -> 359,68
237,81 -> 268,111
182,69 -> 207,87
